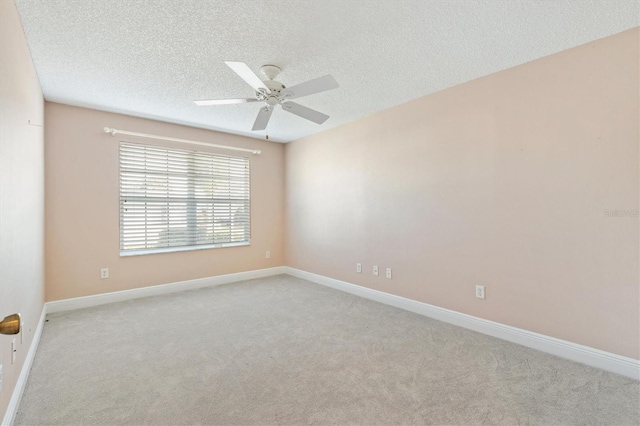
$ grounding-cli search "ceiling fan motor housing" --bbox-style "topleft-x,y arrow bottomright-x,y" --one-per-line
259,80 -> 287,106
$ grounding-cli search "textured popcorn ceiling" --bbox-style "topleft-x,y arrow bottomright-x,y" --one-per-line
14,0 -> 639,143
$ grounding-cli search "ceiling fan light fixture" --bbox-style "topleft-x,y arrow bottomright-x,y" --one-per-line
266,96 -> 279,106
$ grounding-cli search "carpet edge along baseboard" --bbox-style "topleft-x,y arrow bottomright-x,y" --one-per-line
284,267 -> 639,381
39,265 -> 640,382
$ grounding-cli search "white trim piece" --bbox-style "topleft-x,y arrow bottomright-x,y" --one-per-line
285,267 -> 640,381
120,241 -> 250,257
2,307 -> 47,426
103,127 -> 261,155
47,267 -> 285,314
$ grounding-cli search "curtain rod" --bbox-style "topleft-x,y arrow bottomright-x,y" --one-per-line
103,127 -> 261,155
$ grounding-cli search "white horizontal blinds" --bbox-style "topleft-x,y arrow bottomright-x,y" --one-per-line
120,142 -> 250,253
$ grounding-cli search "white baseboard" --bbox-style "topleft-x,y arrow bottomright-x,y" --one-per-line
2,306 -> 47,426
46,266 -> 286,313
3,264 -> 635,426
285,267 -> 640,381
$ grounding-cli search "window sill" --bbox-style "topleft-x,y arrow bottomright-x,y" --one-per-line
120,241 -> 250,257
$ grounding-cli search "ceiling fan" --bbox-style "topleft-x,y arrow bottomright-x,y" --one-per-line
194,61 -> 339,131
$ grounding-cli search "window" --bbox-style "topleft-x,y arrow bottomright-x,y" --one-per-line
119,142 -> 250,255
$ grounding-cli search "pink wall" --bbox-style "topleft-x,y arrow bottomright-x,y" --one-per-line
285,28 -> 639,359
0,0 -> 45,420
45,103 -> 285,301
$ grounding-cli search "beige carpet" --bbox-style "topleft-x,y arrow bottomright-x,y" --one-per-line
15,275 -> 640,425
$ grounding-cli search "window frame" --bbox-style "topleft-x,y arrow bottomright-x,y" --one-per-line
118,141 -> 251,257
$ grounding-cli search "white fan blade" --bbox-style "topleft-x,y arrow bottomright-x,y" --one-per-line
283,75 -> 338,100
252,106 -> 273,131
225,61 -> 270,93
194,98 -> 259,106
281,101 -> 329,124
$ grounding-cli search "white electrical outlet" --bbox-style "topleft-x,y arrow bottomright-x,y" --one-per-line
373,265 -> 379,276
386,268 -> 392,279
476,285 -> 485,299
265,251 -> 271,259
100,268 -> 109,279
11,338 -> 17,364
356,263 -> 362,273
